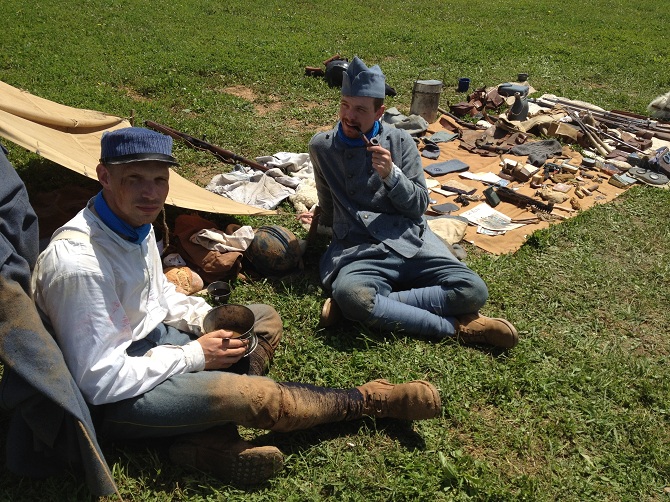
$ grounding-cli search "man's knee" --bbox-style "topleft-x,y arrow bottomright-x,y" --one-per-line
247,304 -> 283,349
452,275 -> 489,311
225,375 -> 285,429
332,285 -> 376,322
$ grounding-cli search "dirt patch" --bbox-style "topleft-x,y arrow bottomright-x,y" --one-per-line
119,85 -> 150,103
190,167 -> 220,187
169,105 -> 199,118
222,85 -> 257,101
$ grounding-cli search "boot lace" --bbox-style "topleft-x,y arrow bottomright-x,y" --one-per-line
364,391 -> 389,415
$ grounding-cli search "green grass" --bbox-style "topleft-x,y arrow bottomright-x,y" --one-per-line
2,0 -> 670,500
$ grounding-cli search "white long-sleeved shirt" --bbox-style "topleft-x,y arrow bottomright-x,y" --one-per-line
32,201 -> 211,405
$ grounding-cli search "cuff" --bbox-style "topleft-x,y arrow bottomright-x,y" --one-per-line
183,340 -> 206,372
383,163 -> 401,188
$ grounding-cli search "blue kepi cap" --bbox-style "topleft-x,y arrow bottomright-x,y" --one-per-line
100,127 -> 178,166
341,56 -> 386,99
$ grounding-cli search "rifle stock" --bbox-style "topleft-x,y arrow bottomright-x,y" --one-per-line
495,186 -> 554,213
532,97 -> 670,141
145,120 -> 269,172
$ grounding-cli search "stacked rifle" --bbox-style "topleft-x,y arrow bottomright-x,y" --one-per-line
532,95 -> 670,153
145,120 -> 270,172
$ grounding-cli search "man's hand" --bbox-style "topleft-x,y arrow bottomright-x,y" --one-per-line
197,329 -> 248,370
368,145 -> 393,179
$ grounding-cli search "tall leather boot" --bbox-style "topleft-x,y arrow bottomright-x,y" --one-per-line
227,336 -> 276,376
270,379 -> 441,432
247,337 -> 275,376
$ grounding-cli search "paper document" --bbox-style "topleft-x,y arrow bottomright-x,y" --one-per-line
459,203 -> 525,232
459,172 -> 508,185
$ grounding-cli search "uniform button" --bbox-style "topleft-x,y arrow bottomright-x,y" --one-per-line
363,215 -> 368,219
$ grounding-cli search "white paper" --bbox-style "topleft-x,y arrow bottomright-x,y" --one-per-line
459,171 -> 507,185
459,203 -> 525,232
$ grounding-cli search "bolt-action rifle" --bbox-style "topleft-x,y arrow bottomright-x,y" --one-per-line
145,120 -> 269,172
531,97 -> 670,142
494,186 -> 554,213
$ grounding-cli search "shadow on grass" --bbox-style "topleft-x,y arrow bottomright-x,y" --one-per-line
265,416 -> 427,453
101,417 -> 428,495
317,321 -> 515,359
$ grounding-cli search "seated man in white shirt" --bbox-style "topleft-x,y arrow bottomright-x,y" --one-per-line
32,127 -> 442,487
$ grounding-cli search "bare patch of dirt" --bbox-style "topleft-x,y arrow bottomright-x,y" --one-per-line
221,85 -> 257,101
190,167 -> 220,186
119,85 -> 150,102
451,406 -> 548,478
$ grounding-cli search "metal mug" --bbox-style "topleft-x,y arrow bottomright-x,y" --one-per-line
206,281 -> 231,305
202,304 -> 258,357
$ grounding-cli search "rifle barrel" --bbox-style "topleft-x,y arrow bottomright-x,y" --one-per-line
533,98 -> 670,140
145,120 -> 269,172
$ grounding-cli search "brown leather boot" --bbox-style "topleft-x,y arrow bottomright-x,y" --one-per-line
247,337 -> 275,376
356,379 -> 441,420
455,313 -> 518,348
169,424 -> 284,487
226,337 -> 276,376
268,378 -> 441,432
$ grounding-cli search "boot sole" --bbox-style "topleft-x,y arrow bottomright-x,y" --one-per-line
169,441 -> 284,487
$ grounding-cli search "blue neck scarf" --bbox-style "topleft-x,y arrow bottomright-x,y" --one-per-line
337,120 -> 380,147
94,191 -> 151,244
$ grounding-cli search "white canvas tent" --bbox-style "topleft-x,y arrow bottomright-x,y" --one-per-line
0,80 -> 275,215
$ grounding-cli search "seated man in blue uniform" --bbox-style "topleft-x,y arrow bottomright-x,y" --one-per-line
309,56 -> 518,349
31,127 -> 442,487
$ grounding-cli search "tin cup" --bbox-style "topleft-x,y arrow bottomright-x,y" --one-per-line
457,77 -> 470,93
202,304 -> 257,357
206,281 -> 231,305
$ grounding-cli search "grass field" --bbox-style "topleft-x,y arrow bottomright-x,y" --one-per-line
1,0 -> 669,500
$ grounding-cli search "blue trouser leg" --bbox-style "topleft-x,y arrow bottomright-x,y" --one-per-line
368,294 -> 457,338
331,230 -> 489,326
332,232 -> 490,338
388,285 -> 452,317
100,304 -> 372,439
100,373 -> 365,439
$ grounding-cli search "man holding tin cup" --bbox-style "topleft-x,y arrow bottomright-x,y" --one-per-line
31,127 -> 442,488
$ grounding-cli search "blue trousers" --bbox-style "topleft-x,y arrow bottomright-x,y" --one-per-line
330,232 -> 488,338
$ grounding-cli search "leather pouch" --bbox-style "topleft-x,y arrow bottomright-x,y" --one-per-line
430,202 -> 460,214
483,187 -> 501,207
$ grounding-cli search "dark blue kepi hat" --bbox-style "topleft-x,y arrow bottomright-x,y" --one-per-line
100,127 -> 178,166
341,56 -> 386,99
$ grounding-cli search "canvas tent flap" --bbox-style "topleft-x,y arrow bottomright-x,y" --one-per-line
0,81 -> 275,215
